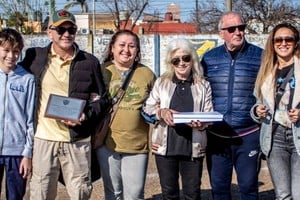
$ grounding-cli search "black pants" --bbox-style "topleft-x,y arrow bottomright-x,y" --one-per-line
155,155 -> 203,200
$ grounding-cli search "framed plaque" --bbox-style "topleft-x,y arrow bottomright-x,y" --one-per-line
45,94 -> 86,121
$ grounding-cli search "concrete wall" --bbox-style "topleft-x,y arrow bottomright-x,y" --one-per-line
22,34 -> 268,75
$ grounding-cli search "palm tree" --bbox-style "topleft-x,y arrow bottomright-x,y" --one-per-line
49,0 -> 56,16
64,0 -> 88,13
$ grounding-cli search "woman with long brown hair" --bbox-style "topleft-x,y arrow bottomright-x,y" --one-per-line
251,23 -> 300,199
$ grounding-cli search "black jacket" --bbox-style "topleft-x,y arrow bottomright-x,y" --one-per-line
19,43 -> 109,142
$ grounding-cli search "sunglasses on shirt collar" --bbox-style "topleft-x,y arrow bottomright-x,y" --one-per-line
221,24 -> 246,33
49,26 -> 77,35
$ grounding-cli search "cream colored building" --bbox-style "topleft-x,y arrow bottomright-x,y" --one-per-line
75,13 -> 116,34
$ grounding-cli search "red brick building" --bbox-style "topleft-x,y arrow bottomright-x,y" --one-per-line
120,12 -> 197,35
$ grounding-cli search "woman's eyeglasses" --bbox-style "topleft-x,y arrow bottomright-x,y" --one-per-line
170,55 -> 191,66
50,26 -> 77,35
273,37 -> 295,46
221,24 -> 246,33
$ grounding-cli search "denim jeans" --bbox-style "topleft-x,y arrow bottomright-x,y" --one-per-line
96,145 -> 148,200
267,125 -> 300,200
155,155 -> 203,200
0,156 -> 26,200
206,131 -> 260,200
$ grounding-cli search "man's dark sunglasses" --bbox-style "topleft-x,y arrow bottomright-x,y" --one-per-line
221,24 -> 246,33
50,26 -> 77,35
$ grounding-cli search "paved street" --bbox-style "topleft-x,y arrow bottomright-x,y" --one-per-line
1,154 -> 275,200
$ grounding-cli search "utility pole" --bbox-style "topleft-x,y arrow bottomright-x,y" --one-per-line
227,0 -> 232,11
195,0 -> 199,33
93,0 -> 96,35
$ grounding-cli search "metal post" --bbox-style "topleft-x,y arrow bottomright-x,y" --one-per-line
195,0 -> 199,33
91,0 -> 96,54
154,34 -> 160,76
93,0 -> 96,35
227,0 -> 232,11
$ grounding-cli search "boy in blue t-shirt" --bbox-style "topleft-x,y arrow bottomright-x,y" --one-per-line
0,28 -> 35,199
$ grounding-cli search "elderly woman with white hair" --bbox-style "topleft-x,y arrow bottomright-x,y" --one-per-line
142,38 -> 213,200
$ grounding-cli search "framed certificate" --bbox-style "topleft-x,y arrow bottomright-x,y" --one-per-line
45,94 -> 86,121
173,111 -> 223,124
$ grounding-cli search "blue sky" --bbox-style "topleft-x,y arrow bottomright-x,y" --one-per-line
56,0 -> 203,22
57,0 -> 300,23
143,0 -> 300,22
143,0 -> 197,22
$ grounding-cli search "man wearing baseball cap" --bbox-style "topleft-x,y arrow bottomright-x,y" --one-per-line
19,9 -> 108,199
49,9 -> 76,27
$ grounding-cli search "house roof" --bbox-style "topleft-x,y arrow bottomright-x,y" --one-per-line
132,22 -> 197,34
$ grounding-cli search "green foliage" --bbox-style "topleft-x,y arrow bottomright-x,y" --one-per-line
6,11 -> 26,30
0,0 -> 46,34
21,26 -> 34,35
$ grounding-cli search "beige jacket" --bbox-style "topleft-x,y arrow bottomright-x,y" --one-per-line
142,77 -> 213,158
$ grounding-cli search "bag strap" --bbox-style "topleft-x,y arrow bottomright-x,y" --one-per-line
275,66 -> 294,109
109,61 -> 138,122
111,61 -> 137,105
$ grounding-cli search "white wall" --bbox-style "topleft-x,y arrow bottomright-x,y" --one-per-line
23,34 -> 268,75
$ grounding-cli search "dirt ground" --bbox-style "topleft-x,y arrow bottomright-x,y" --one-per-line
87,155 -> 275,200
1,154 -> 274,200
